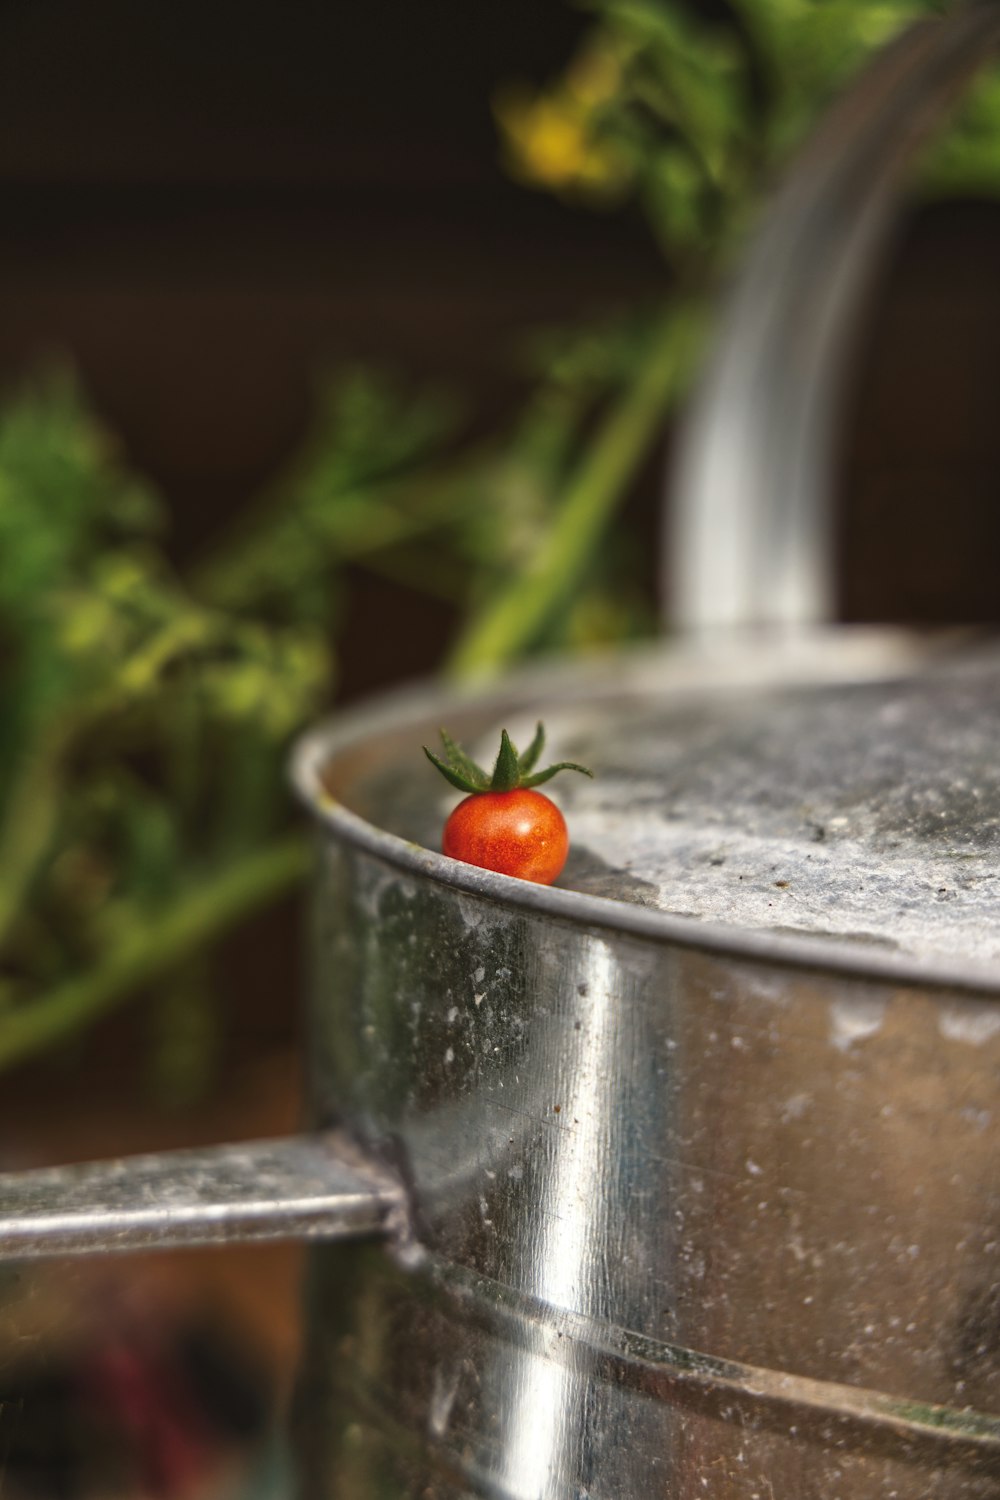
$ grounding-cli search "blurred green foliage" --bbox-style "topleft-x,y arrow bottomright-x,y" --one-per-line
0,368 -> 466,1083
496,0 -> 1000,266
2,0 -> 1000,1081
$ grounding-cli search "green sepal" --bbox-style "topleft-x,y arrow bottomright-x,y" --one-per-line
518,721 -> 545,774
439,729 -> 490,789
424,721 -> 593,795
491,729 -> 521,792
520,761 -> 594,789
422,746 -> 482,795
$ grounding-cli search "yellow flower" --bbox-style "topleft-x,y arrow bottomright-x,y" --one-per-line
495,88 -> 629,196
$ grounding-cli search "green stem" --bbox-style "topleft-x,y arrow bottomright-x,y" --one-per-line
445,301 -> 705,680
0,834 -> 310,1074
0,732 -> 70,953
190,464 -> 483,610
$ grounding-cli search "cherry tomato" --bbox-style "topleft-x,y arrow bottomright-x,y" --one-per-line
424,721 -> 591,885
442,788 -> 569,886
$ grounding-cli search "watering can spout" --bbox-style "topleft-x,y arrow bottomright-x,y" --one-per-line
666,3 -> 1000,638
0,1133 -> 403,1258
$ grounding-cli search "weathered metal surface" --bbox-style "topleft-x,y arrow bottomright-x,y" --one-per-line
290,635 -> 1000,1498
298,634 -> 1000,990
300,1253 -> 1000,1499
0,1134 -> 402,1257
539,646 -> 1000,968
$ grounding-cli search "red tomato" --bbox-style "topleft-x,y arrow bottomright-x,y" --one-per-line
442,788 -> 569,886
426,721 -> 590,885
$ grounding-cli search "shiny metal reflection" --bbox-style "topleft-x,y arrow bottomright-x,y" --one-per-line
293,766 -> 1000,1495
497,936 -> 622,1496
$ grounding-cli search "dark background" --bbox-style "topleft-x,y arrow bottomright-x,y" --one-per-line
2,1 -> 998,642
0,0 -> 998,1485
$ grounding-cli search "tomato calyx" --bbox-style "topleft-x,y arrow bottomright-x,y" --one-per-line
423,722 -> 592,796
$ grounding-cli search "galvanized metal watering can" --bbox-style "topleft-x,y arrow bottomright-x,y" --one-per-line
4,10 -> 1000,1497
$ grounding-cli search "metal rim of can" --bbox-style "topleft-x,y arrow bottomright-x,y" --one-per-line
290,641 -> 1000,1002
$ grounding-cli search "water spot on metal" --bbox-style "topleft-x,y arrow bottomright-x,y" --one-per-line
829,997 -> 886,1051
939,1004 -> 1000,1046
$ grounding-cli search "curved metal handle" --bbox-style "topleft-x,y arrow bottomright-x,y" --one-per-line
667,3 -> 1000,635
0,1132 -> 404,1258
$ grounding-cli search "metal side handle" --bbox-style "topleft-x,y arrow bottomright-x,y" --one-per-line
667,3 -> 1000,635
0,1132 -> 404,1258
